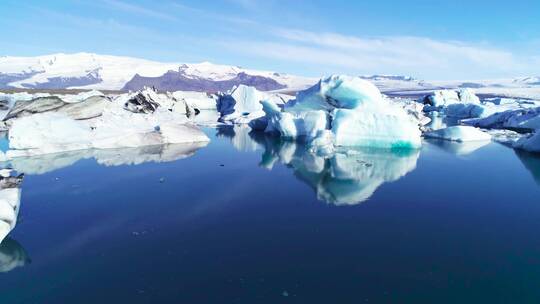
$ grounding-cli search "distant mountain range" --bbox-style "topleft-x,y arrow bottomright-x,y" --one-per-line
0,53 -> 315,92
1,53 -> 540,99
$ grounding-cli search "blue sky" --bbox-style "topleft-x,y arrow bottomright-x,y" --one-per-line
1,0 -> 539,80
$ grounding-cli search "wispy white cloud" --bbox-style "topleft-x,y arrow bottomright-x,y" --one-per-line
102,0 -> 178,22
170,2 -> 257,25
220,28 -> 539,79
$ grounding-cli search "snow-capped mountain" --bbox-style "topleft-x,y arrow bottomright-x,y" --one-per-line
2,53 -> 540,99
0,53 -> 316,92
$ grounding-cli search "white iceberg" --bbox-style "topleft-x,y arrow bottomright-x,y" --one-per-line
116,87 -> 192,116
216,85 -> 294,124
5,89 -> 210,157
421,89 -> 495,119
424,126 -> 492,142
259,75 -> 422,149
217,85 -> 265,123
422,89 -> 480,107
463,107 -> 540,131
59,90 -> 105,104
172,91 -> 218,111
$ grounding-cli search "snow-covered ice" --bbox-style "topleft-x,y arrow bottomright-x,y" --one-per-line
4,88 -> 209,157
172,91 -> 218,111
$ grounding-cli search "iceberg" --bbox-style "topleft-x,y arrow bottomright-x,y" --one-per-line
463,107 -> 540,131
420,89 -> 497,119
421,89 -> 479,107
118,87 -> 193,116
258,75 -> 422,149
172,91 -> 218,111
421,89 -> 540,121
5,88 -> 210,157
217,85 -> 294,124
424,126 -> 492,142
2,90 -> 110,122
217,85 -> 265,123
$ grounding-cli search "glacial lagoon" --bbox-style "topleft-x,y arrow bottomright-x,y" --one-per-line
1,126 -> 540,303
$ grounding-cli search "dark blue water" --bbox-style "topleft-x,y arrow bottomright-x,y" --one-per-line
1,126 -> 540,303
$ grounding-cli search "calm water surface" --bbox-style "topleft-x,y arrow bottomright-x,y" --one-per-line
1,126 -> 540,303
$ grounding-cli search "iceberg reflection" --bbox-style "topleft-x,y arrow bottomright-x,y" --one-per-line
515,150 -> 540,186
0,142 -> 207,242
0,238 -> 30,273
426,138 -> 490,156
0,170 -> 23,244
3,142 -> 208,175
216,125 -> 262,152
246,131 -> 420,205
